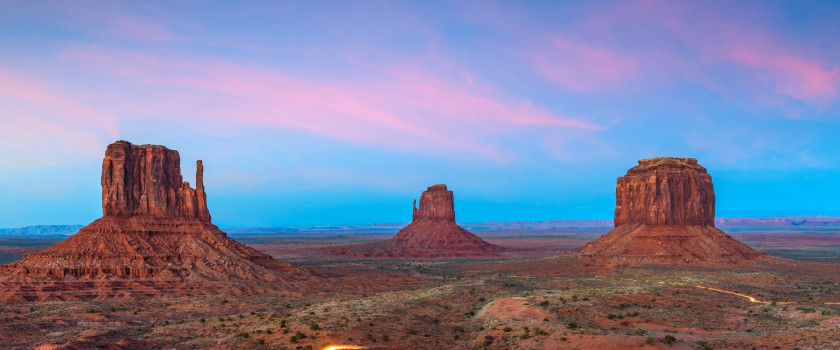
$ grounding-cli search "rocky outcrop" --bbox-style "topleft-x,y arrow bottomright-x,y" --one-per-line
328,184 -> 503,258
411,184 -> 456,222
614,157 -> 714,226
578,157 -> 764,266
101,141 -> 210,220
0,141 -> 312,302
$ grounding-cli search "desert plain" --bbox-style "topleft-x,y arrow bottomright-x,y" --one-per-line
1,219 -> 839,350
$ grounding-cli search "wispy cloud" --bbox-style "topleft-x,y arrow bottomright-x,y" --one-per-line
0,68 -> 117,170
515,1 -> 840,108
723,43 -> 840,107
531,37 -> 638,92
105,14 -> 172,42
60,45 -> 602,162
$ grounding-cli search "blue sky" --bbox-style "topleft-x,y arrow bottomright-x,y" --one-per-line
1,1 -> 839,227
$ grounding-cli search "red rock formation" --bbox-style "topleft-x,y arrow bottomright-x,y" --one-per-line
578,157 -> 764,266
411,184 -> 456,222
614,157 -> 714,226
328,184 -> 503,258
0,141 -> 312,302
101,141 -> 210,220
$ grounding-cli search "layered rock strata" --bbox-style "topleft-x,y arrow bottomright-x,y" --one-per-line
577,157 -> 764,266
101,140 -> 211,220
328,184 -> 503,258
0,141 -> 311,302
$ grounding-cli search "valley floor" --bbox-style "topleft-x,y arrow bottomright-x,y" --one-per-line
1,226 -> 840,349
1,256 -> 840,349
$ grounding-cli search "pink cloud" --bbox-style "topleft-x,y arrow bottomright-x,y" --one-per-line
518,1 -> 840,107
105,14 -> 172,42
62,46 -> 602,162
531,37 -> 639,92
0,69 -> 118,170
724,44 -> 840,106
652,2 -> 840,107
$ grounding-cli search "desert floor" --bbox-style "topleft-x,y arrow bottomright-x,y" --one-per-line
1,225 -> 839,350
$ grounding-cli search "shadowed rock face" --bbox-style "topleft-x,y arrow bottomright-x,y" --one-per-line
0,141 -> 311,302
102,141 -> 210,221
412,184 -> 456,222
328,184 -> 503,258
578,157 -> 764,266
614,157 -> 714,226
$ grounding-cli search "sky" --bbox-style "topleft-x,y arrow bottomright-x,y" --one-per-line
1,0 -> 839,228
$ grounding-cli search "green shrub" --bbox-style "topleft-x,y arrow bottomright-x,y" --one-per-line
483,335 -> 493,346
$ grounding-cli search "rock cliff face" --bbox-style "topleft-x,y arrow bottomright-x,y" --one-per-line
614,157 -> 714,226
578,157 -> 764,266
411,184 -> 456,222
328,184 -> 503,258
0,141 -> 311,302
101,141 -> 210,220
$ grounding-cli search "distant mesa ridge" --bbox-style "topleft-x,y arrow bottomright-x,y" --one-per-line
577,157 -> 765,266
0,140 -> 311,302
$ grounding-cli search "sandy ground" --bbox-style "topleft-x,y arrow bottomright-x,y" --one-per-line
1,229 -> 840,349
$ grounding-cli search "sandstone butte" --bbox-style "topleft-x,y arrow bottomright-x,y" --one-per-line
327,184 -> 503,258
577,157 -> 766,267
0,141 -> 311,302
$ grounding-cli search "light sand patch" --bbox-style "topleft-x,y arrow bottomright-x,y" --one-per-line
485,297 -> 551,322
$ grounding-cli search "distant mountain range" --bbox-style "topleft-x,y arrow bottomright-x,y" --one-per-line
714,216 -> 840,226
2,216 -> 838,236
0,225 -> 84,236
